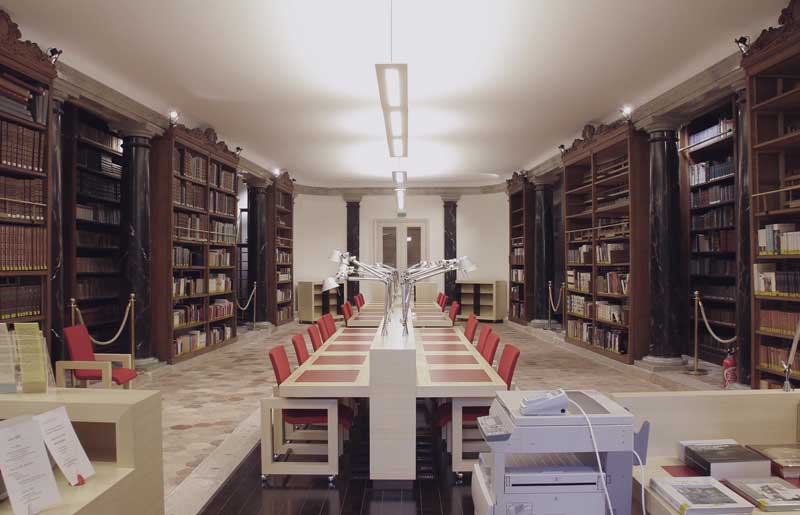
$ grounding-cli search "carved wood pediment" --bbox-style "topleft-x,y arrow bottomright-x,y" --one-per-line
742,0 -> 800,69
274,171 -> 294,191
563,119 -> 628,156
0,10 -> 56,81
172,124 -> 238,161
506,170 -> 528,193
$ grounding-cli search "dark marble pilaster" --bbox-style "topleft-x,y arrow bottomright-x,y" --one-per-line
345,198 -> 360,302
531,181 -> 554,321
647,129 -> 685,359
120,131 -> 152,359
735,90 -> 751,384
551,175 -> 565,322
443,198 -> 458,301
248,186 -> 269,322
49,99 -> 65,359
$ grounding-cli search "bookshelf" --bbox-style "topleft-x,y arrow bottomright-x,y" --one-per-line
507,171 -> 534,323
743,0 -> 800,388
456,280 -> 508,322
679,98 -> 740,366
296,281 -> 346,323
150,125 -> 239,364
0,11 -> 56,347
267,171 -> 294,326
61,104 -> 130,345
562,122 -> 650,364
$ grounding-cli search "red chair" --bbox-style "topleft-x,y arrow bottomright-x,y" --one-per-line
317,318 -> 331,341
482,333 -> 500,366
463,314 -> 479,343
308,324 -> 324,351
291,334 -> 310,365
448,301 -> 460,324
58,325 -> 138,389
354,294 -> 364,311
475,325 -> 492,354
342,303 -> 353,326
440,295 -> 449,312
323,313 -> 337,337
496,344 -> 521,390
436,292 -> 443,305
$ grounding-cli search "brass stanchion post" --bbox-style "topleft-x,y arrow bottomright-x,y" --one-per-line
561,282 -> 567,335
129,293 -> 136,361
69,298 -> 76,326
252,281 -> 257,331
547,280 -> 552,331
686,290 -> 708,376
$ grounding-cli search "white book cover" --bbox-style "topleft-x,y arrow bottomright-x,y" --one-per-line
651,476 -> 753,515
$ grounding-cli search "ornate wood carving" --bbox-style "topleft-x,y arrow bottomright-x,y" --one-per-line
563,119 -> 628,156
742,0 -> 800,68
0,10 -> 56,81
273,170 -> 294,192
506,170 -> 528,194
172,124 -> 238,162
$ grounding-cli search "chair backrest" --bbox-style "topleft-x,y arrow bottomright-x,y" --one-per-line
497,344 -> 520,390
436,292 -> 443,305
464,314 -> 479,343
64,325 -> 96,362
354,294 -> 364,310
323,313 -> 336,336
269,346 -> 293,385
342,303 -> 352,325
307,324 -> 324,351
448,301 -> 459,323
439,295 -> 449,312
317,318 -> 331,341
291,334 -> 310,366
482,333 -> 500,366
476,325 -> 492,354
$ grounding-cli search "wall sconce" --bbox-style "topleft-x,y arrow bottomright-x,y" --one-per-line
168,109 -> 180,126
235,146 -> 243,157
558,144 -> 566,154
47,48 -> 62,64
735,36 -> 750,55
620,105 -> 633,121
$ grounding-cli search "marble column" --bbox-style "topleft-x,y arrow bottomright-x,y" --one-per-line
345,196 -> 361,303
248,186 -> 270,322
120,128 -> 154,361
646,127 -> 686,361
530,180 -> 554,326
442,196 -> 458,302
735,89 -> 751,384
49,98 -> 66,359
551,175 -> 565,324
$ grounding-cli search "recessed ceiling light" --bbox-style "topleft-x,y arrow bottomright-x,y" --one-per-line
376,64 -> 408,158
384,68 -> 401,107
390,111 -> 403,137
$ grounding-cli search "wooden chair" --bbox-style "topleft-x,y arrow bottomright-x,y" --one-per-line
475,325 -> 492,354
308,324 -> 324,351
56,325 -> 137,389
463,314 -> 479,343
262,346 -> 353,479
291,334 -> 310,365
448,301 -> 460,324
481,333 -> 500,366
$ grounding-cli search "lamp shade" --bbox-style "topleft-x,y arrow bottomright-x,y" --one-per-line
322,277 -> 340,292
329,250 -> 343,263
457,256 -> 477,273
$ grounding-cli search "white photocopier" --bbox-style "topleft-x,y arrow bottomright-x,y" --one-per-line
471,389 -> 649,515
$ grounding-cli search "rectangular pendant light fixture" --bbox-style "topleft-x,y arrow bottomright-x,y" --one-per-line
376,64 -> 408,158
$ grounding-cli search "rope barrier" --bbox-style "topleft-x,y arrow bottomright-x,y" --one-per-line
697,299 -> 737,345
548,282 -> 563,313
74,300 -> 132,346
236,285 -> 257,311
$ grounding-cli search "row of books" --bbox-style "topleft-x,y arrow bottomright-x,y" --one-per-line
76,304 -> 120,327
510,284 -> 523,303
0,225 -> 46,270
76,203 -> 120,225
0,176 -> 44,222
692,229 -> 735,253
0,283 -> 40,320
208,273 -> 232,293
173,277 -> 204,298
701,306 -> 735,324
76,230 -> 118,249
596,300 -> 627,325
78,123 -> 122,153
208,325 -> 233,346
0,74 -> 48,125
174,330 -> 206,355
566,270 -> 591,291
277,289 -> 292,302
688,156 -> 735,187
78,170 -> 120,202
173,304 -> 203,328
208,248 -> 231,267
567,294 -> 591,317
172,179 -> 206,210
690,256 -> 735,276
688,117 -> 734,146
208,299 -> 233,320
596,271 -> 629,295
75,278 -> 117,300
0,120 -> 46,171
275,236 -> 292,248
595,155 -> 628,178
510,268 -> 525,282
277,191 -> 292,211
594,326 -> 627,354
510,300 -> 524,319
77,146 -> 121,177
567,244 -> 591,264
568,228 -> 592,244
760,344 -> 800,375
210,221 -> 236,244
210,190 -> 236,217
209,163 -> 235,192
596,242 -> 628,264
697,284 -> 735,300
759,309 -> 800,336
596,218 -> 629,239
691,183 -> 734,208
566,319 -> 592,344
173,212 -> 206,241
276,250 -> 291,265
173,246 -> 203,267
173,149 -> 208,182
691,205 -> 734,230
75,257 -> 117,274
277,270 -> 292,282
276,305 -> 293,323
753,264 -> 800,297
758,223 -> 800,255
277,214 -> 291,228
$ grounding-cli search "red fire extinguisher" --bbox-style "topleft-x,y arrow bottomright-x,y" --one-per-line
722,348 -> 737,388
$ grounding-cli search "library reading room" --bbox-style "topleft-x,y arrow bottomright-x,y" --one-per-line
6,1 -> 800,514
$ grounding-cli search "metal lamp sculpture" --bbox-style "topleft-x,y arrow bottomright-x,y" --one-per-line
782,318 -> 800,391
323,250 -> 476,336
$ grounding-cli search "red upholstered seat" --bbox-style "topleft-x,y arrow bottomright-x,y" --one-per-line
436,292 -> 443,305
292,334 -> 310,365
448,301 -> 460,323
496,344 -> 520,390
323,313 -> 336,337
63,325 -> 137,385
354,294 -> 364,311
476,325 -> 492,355
307,325 -> 324,351
317,318 -> 331,341
342,302 -> 353,326
482,333 -> 500,366
464,314 -> 478,343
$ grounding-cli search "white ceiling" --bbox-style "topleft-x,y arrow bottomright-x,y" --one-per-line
3,0 -> 786,187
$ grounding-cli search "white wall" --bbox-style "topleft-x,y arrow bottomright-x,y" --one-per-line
293,194 -> 347,282
457,192 -> 509,283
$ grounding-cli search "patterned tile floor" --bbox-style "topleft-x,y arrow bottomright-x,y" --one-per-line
137,319 -> 720,499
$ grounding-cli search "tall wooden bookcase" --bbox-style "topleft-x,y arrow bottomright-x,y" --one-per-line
0,11 -> 56,346
267,172 -> 294,326
743,0 -> 800,388
679,98 -> 741,366
562,122 -> 650,364
507,171 -> 534,323
150,125 -> 239,364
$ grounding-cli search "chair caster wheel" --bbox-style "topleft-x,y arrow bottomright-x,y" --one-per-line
327,475 -> 336,487
261,474 -> 269,488
455,472 -> 464,485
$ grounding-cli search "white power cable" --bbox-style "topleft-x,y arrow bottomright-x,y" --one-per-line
568,398 -> 615,515
632,449 -> 647,515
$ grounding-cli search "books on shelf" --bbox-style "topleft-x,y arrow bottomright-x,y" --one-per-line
277,288 -> 292,303
173,276 -> 204,297
208,273 -> 231,293
759,344 -> 800,374
0,225 -> 46,270
594,326 -> 626,354
595,242 -> 628,264
566,270 -> 591,291
76,230 -> 118,249
567,294 -> 592,317
691,184 -> 734,208
75,257 -> 116,274
688,118 -> 734,146
76,203 -> 120,225
685,443 -> 771,479
210,190 -> 235,216
596,271 -> 628,295
172,303 -> 203,328
209,220 -> 235,244
0,176 -> 44,222
173,246 -> 203,267
698,306 -> 734,324
567,319 -> 592,344
0,283 -> 41,319
650,476 -> 752,515
690,257 -> 735,276
76,304 -> 120,327
0,74 -> 48,125
567,244 -> 592,264
725,477 -> 800,511
75,278 -> 117,300
691,205 -> 734,230
77,146 -> 121,177
174,330 -> 206,355
595,300 -> 627,325
277,270 -> 292,282
748,444 -> 800,479
758,224 -> 800,255
78,170 -> 120,202
208,324 -> 232,345
753,263 -> 800,297
172,178 -> 206,210
511,268 -> 525,283
276,305 -> 293,322
697,284 -> 735,300
1,120 -> 46,171
209,163 -> 235,191
173,212 -> 206,241
759,309 -> 800,335
693,229 -> 735,253
78,123 -> 122,153
208,248 -> 231,267
594,155 -> 628,179
689,157 -> 735,187
208,299 -> 233,320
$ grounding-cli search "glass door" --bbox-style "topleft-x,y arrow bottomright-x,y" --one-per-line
375,220 -> 427,272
